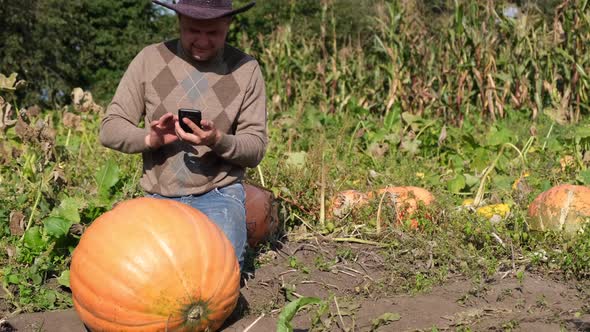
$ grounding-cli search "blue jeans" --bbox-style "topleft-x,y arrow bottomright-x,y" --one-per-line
147,182 -> 247,270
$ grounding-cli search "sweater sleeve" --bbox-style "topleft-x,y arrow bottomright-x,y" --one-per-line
99,49 -> 150,154
211,62 -> 268,168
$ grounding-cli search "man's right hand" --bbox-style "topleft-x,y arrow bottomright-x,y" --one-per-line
145,113 -> 179,149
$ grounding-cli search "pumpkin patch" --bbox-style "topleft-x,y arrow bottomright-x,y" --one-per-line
70,197 -> 240,332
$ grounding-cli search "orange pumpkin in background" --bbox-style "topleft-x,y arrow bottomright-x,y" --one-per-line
328,189 -> 373,219
70,197 -> 240,332
374,186 -> 435,228
328,186 -> 434,228
528,184 -> 590,234
244,183 -> 279,248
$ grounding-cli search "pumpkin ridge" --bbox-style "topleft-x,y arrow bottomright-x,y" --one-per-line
73,296 -> 185,328
202,217 -> 232,304
558,188 -> 575,230
172,201 -> 238,325
72,243 -> 154,309
175,202 -> 212,302
204,232 -> 239,312
141,209 -> 194,302
72,269 -> 162,322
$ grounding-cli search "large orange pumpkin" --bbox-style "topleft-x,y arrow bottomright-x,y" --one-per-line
70,197 -> 240,332
374,186 -> 435,228
244,183 -> 279,248
528,184 -> 590,234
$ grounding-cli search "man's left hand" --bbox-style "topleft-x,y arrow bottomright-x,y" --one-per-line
175,117 -> 221,147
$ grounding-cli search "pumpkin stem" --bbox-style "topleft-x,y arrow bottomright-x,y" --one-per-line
187,305 -> 205,321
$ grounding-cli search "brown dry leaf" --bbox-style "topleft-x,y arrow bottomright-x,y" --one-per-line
443,308 -> 485,326
438,124 -> 447,147
368,142 -> 389,158
553,20 -> 565,43
71,88 -> 103,113
11,147 -> 22,159
560,155 -> 575,172
69,223 -> 86,236
41,125 -> 56,142
71,87 -> 85,105
355,127 -> 365,139
52,167 -> 68,186
0,100 -> 17,130
0,141 -> 10,165
9,211 -> 25,236
0,73 -> 25,91
63,111 -> 82,130
513,178 -> 533,206
545,107 -> 568,125
5,245 -> 15,259
529,125 -> 537,136
14,116 -> 32,140
26,105 -> 41,117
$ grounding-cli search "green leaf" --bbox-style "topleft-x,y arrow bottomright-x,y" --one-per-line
384,133 -> 401,145
545,138 -> 563,153
400,138 -> 421,155
43,217 -> 73,238
42,290 -> 57,307
471,148 -> 490,172
7,274 -> 20,285
57,270 -> 70,288
23,226 -> 46,252
577,169 -> 590,185
577,63 -> 588,79
485,127 -> 511,146
401,112 -> 421,125
371,312 -> 401,330
492,175 -> 513,191
575,126 -> 590,139
55,197 -> 84,223
383,108 -> 400,131
448,154 -> 465,171
285,151 -> 307,169
277,297 -> 323,332
464,173 -> 480,188
95,159 -> 121,197
447,174 -> 466,193
30,272 -> 42,285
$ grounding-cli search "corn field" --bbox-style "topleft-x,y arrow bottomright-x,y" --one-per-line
244,0 -> 590,126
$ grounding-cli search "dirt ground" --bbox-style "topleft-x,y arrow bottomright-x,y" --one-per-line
1,240 -> 589,332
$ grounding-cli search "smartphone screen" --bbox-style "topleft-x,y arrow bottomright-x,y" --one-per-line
178,109 -> 202,133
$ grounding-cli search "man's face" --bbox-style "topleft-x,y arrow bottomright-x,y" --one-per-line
179,15 -> 231,61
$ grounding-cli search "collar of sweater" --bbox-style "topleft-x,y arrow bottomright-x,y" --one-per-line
176,39 -> 226,69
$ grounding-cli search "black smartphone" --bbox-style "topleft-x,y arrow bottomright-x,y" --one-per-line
178,108 -> 202,133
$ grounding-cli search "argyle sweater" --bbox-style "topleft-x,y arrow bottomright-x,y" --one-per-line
100,39 -> 267,197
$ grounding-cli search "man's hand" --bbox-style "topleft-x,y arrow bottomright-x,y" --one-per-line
175,117 -> 221,147
145,113 -> 179,149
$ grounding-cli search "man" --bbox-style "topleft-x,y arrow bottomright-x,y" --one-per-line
99,0 -> 266,270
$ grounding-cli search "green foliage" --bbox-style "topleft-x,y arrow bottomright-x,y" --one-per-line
277,296 -> 325,332
0,0 -> 176,106
232,0 -> 380,45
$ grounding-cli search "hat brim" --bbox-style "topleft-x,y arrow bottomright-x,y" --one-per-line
153,1 -> 255,20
